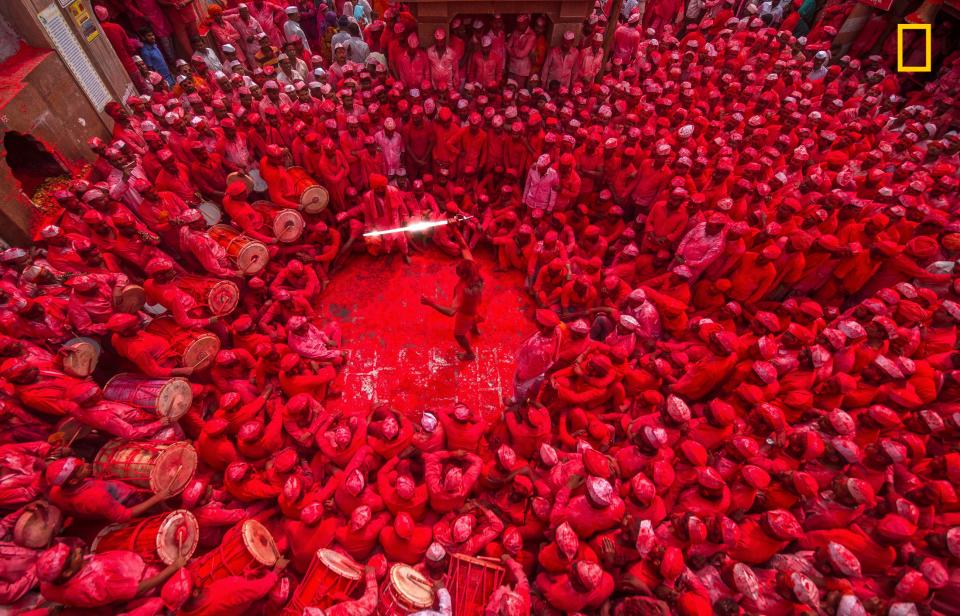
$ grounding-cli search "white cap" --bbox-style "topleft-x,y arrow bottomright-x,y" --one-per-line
421,412 -> 438,432
426,542 -> 446,561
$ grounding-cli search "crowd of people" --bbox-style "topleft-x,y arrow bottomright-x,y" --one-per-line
0,0 -> 959,614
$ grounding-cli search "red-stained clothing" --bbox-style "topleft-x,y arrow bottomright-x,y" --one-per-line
144,278 -> 214,329
324,568 -> 379,616
0,542 -> 39,603
311,150 -> 350,210
450,127 -> 489,175
40,550 -> 147,608
198,429 -> 239,471
111,331 -> 181,377
427,45 -> 459,88
395,49 -> 429,88
259,158 -> 303,210
468,50 -> 503,85
155,162 -> 197,202
334,513 -> 390,561
728,252 -> 777,303
189,153 -> 228,197
537,569 -> 614,613
537,540 -> 600,574
284,517 -> 338,573
424,452 -> 482,513
550,486 -> 626,537
432,508 -> 504,556
438,411 -> 487,452
380,523 -> 433,564
100,21 -> 140,74
179,226 -> 237,278
484,559 -> 531,616
181,571 -> 279,616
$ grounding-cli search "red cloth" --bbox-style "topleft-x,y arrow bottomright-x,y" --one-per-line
40,551 -> 146,607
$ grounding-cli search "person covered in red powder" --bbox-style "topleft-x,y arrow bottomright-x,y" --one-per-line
421,225 -> 484,360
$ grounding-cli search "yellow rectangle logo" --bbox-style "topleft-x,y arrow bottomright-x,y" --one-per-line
897,23 -> 932,72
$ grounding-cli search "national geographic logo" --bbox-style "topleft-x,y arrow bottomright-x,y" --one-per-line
896,23 -> 932,72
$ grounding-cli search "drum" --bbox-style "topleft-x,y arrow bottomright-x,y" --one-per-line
189,519 -> 278,587
287,166 -> 329,213
198,201 -> 223,226
285,549 -> 362,614
92,509 -> 198,564
60,337 -> 100,378
145,317 -> 220,370
447,553 -> 505,616
13,501 -> 62,549
226,172 -> 254,193
248,168 -> 268,192
103,374 -> 193,421
177,274 -> 240,316
378,564 -> 434,615
207,224 -> 269,275
93,439 -> 197,495
144,302 -> 168,316
116,284 -> 146,314
252,201 -> 304,243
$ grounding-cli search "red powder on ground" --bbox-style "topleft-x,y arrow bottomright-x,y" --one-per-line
320,248 -> 532,421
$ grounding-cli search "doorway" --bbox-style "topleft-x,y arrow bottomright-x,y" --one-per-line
2,131 -> 68,196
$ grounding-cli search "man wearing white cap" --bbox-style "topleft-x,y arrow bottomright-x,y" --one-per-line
808,49 -> 830,81
427,28 -> 459,90
374,118 -> 405,178
613,13 -> 641,64
281,6 -> 311,53
523,154 -> 560,213
574,32 -> 604,84
396,32 -> 429,89
225,3 -> 266,66
467,35 -> 501,86
207,5 -> 246,68
238,0 -> 285,47
541,31 -> 579,91
506,15 -> 536,86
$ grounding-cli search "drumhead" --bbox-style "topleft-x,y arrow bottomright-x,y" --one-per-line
226,172 -> 254,192
13,501 -> 61,549
157,510 -> 199,564
390,564 -> 434,608
301,185 -> 329,213
157,378 -> 193,421
273,209 -> 304,243
248,169 -> 268,192
116,285 -> 146,314
242,520 -> 279,566
183,333 -> 220,370
207,280 -> 240,316
317,548 -> 362,580
198,201 -> 223,226
150,442 -> 198,495
236,242 -> 269,275
144,302 -> 168,316
61,337 -> 101,378
90,523 -> 123,552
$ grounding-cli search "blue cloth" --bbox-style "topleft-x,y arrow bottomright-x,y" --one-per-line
140,42 -> 173,85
